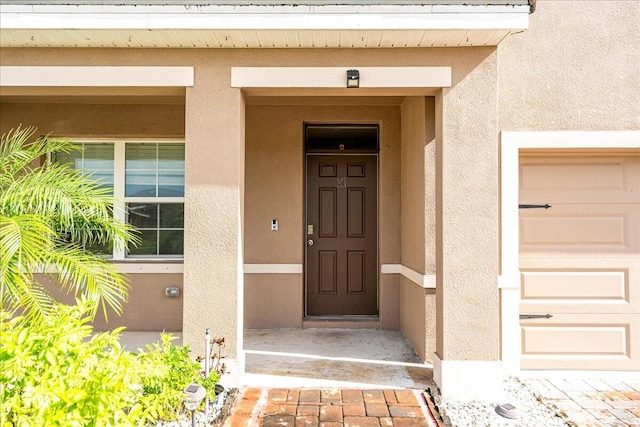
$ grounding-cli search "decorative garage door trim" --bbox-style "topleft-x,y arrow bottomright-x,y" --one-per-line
500,130 -> 640,375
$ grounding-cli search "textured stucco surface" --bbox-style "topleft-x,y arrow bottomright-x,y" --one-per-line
183,63 -> 245,357
423,98 -> 437,277
400,96 -> 426,274
498,0 -> 640,131
379,274 -> 400,330
0,102 -> 184,138
243,101 -> 401,327
399,96 -> 438,362
423,98 -> 437,363
0,101 -> 186,333
244,274 -> 303,328
436,48 -> 500,361
36,273 -> 184,332
399,96 -> 427,359
0,45 -> 498,362
5,23 -> 626,363
399,277 -> 426,360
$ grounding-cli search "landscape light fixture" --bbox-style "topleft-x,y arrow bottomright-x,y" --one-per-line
184,384 -> 206,427
346,69 -> 359,88
495,403 -> 521,419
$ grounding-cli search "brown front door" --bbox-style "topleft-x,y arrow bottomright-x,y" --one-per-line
306,154 -> 378,315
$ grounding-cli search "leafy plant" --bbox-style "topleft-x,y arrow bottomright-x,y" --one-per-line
0,302 -> 221,427
137,334 -> 220,421
0,126 -> 139,322
0,302 -> 143,427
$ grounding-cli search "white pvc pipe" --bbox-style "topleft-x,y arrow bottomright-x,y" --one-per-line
204,328 -> 211,416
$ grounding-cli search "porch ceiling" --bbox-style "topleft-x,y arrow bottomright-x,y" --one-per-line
0,3 -> 529,48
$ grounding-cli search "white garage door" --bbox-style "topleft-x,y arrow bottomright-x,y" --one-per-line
519,153 -> 640,370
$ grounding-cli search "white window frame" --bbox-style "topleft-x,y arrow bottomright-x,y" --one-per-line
67,138 -> 185,261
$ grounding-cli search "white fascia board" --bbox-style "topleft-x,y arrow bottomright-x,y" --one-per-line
1,4 -> 530,31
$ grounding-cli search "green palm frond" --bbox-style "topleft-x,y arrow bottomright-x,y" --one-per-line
44,244 -> 130,321
0,126 -> 77,185
6,276 -> 57,323
0,214 -> 54,271
0,127 -> 138,322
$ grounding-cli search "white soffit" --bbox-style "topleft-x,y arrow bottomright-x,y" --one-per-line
0,4 -> 530,48
0,66 -> 195,87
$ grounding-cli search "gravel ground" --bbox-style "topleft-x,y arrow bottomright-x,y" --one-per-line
428,377 -> 569,427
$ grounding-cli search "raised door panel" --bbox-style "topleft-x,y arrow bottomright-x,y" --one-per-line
306,154 -> 378,316
520,157 -> 640,204
520,313 -> 639,370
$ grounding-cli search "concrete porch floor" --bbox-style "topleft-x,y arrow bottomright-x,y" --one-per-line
119,329 -> 433,389
242,329 -> 434,390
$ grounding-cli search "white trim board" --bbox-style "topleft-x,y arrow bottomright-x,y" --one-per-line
31,263 -> 184,274
0,66 -> 194,87
499,130 -> 640,376
433,354 -> 503,401
381,264 -> 435,289
116,263 -> 184,274
231,67 -> 451,90
244,264 -> 303,274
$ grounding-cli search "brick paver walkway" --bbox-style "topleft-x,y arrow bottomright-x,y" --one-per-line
223,388 -> 442,427
526,378 -> 640,427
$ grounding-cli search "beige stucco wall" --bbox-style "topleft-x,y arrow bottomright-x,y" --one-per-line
436,48 -> 500,362
35,273 -> 184,332
498,0 -> 640,131
399,96 -> 437,362
1,102 -> 185,333
0,0 -> 637,381
401,97 -> 427,274
0,102 -> 184,138
1,46 -> 501,360
243,100 -> 401,329
184,70 -> 245,358
400,97 -> 426,359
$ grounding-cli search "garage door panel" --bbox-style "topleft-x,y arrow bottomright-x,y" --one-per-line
521,269 -> 629,303
519,154 -> 640,371
520,314 -> 639,370
519,262 -> 639,315
520,204 -> 639,254
520,157 -> 640,204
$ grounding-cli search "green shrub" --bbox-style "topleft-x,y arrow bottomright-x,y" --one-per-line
137,334 -> 220,421
0,302 -> 219,427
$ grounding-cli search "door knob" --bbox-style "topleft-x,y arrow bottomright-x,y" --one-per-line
307,239 -> 314,246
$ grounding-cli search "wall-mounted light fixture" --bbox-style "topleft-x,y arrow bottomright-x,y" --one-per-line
346,69 -> 359,88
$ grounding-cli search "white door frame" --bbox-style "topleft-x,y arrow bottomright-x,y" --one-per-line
499,130 -> 640,375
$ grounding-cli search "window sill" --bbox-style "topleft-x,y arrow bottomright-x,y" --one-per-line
112,261 -> 184,274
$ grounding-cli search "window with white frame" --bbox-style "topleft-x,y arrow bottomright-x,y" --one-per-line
55,140 -> 185,259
